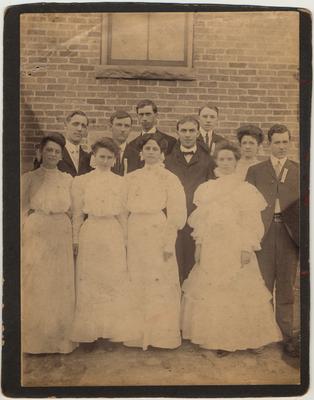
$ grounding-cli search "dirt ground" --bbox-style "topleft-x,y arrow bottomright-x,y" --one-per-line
22,271 -> 301,387
22,340 -> 300,387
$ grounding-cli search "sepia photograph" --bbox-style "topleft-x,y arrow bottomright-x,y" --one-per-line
2,2 -> 311,397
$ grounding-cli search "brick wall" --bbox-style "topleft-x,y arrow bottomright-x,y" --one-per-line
20,11 -> 299,172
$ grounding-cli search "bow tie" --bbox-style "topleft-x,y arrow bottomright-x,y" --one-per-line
182,151 -> 195,156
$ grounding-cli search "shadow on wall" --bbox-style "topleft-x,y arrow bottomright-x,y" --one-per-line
21,99 -> 43,174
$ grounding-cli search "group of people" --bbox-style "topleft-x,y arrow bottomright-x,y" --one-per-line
22,99 -> 300,358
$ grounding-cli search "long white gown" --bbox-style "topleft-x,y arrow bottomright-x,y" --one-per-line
21,167 -> 77,354
181,173 -> 282,351
70,169 -> 138,343
125,163 -> 187,350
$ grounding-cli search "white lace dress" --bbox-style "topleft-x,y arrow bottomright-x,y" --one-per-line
21,167 -> 77,354
181,174 -> 282,351
125,163 -> 187,350
70,169 -> 138,343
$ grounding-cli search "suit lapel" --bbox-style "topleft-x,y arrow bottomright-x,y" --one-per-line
197,136 -> 209,153
265,158 -> 278,180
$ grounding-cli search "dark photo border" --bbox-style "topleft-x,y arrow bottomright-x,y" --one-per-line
2,2 -> 311,397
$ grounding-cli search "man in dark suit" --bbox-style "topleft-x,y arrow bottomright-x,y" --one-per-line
58,110 -> 93,177
109,110 -> 140,176
127,100 -> 177,169
246,124 -> 299,357
198,104 -> 225,156
165,116 -> 216,284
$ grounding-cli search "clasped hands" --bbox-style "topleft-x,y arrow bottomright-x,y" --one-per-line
195,244 -> 252,267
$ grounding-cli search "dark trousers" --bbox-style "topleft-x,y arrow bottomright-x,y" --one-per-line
176,224 -> 195,285
256,220 -> 299,341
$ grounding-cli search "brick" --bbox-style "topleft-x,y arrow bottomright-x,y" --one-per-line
229,63 -> 247,68
20,13 -> 300,165
58,64 -> 80,71
240,70 -> 257,76
87,99 -> 106,105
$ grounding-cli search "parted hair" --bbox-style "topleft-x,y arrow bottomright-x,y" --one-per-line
198,104 -> 219,116
213,140 -> 241,161
137,133 -> 168,154
39,132 -> 66,151
110,110 -> 133,125
91,137 -> 120,158
236,124 -> 264,145
268,124 -> 291,141
136,99 -> 158,114
176,116 -> 200,131
65,110 -> 89,126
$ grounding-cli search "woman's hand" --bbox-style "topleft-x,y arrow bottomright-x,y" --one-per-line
163,250 -> 173,262
73,243 -> 79,257
195,243 -> 201,264
241,250 -> 251,267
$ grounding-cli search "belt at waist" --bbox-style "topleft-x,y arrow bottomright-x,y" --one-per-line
273,213 -> 283,223
87,215 -> 116,220
30,209 -> 66,216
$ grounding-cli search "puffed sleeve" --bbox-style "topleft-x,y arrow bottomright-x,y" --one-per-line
21,172 -> 32,221
71,175 -> 85,244
237,182 -> 267,252
163,171 -> 187,251
188,182 -> 210,244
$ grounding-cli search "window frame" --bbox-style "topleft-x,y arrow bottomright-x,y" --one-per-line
96,12 -> 195,80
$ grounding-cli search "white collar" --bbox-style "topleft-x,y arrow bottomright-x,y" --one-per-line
199,127 -> 213,139
270,155 -> 287,167
119,141 -> 127,152
180,144 -> 197,153
142,126 -> 157,135
65,140 -> 80,153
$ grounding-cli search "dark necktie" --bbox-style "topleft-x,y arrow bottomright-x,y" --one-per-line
115,156 -> 122,175
182,151 -> 195,156
205,133 -> 209,147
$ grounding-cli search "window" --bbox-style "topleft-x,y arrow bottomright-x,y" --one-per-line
97,12 -> 195,80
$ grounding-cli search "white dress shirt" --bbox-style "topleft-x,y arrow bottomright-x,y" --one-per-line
180,144 -> 197,163
119,141 -> 127,161
141,127 -> 157,135
65,140 -> 80,171
270,155 -> 287,213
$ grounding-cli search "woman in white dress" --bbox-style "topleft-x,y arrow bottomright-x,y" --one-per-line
181,141 -> 282,355
125,134 -> 187,350
21,133 -> 76,354
235,124 -> 264,179
70,137 -> 137,344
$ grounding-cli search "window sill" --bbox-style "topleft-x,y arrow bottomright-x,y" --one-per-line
95,65 -> 196,81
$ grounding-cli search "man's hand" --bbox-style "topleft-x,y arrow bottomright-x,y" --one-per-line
241,250 -> 251,267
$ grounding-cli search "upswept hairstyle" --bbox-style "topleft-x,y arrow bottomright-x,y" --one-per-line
39,132 -> 66,151
213,140 -> 241,161
137,133 -> 168,154
236,124 -> 264,145
91,137 -> 120,158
